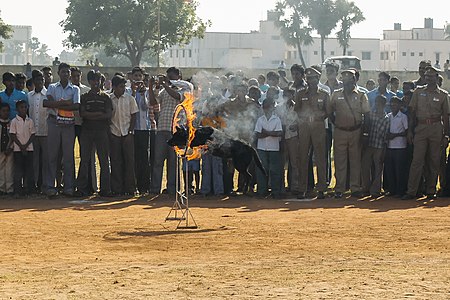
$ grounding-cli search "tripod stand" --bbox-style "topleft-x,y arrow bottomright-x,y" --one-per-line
165,154 -> 198,229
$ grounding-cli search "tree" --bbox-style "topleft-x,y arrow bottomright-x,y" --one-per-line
61,0 -> 209,66
274,0 -> 313,67
29,37 -> 41,63
335,0 -> 364,55
304,0 -> 340,62
0,17 -> 13,53
36,44 -> 52,65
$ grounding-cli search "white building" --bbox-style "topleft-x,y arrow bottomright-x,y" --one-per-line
0,25 -> 32,65
380,18 -> 450,71
166,11 -> 380,70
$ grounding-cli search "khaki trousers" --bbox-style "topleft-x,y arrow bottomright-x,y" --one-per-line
298,121 -> 327,193
407,123 -> 443,195
333,128 -> 362,193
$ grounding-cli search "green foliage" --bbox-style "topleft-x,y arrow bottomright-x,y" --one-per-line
61,0 -> 209,66
0,17 -> 13,53
304,0 -> 339,62
274,0 -> 364,65
275,0 -> 313,67
335,0 -> 365,55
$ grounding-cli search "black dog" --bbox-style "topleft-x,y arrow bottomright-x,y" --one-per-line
168,126 -> 267,193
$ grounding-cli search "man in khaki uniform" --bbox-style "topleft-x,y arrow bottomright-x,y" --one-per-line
295,67 -> 329,199
326,69 -> 370,198
402,66 -> 449,200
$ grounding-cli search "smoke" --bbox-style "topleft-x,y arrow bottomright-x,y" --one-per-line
187,69 -> 268,146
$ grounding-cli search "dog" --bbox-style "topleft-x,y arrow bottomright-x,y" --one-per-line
168,126 -> 267,193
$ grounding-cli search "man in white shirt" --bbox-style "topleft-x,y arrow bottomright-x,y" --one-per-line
28,70 -> 48,193
384,97 -> 408,197
254,91 -> 283,198
109,75 -> 139,196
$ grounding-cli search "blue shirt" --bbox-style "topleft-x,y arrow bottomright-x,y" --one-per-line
367,88 -> 396,113
0,89 -> 28,119
46,81 -> 80,116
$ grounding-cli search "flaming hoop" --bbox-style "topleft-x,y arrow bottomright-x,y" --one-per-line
166,92 -> 199,229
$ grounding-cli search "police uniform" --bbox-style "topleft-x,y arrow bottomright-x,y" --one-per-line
295,68 -> 329,196
326,70 -> 370,194
405,67 -> 449,197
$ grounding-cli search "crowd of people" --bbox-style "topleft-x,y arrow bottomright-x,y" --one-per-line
0,59 -> 448,201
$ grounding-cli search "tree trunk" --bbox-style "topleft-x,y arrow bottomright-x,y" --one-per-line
342,46 -> 346,56
320,34 -> 325,62
296,41 -> 307,67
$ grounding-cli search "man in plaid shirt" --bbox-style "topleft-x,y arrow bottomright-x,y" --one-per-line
361,95 -> 390,197
148,67 -> 192,195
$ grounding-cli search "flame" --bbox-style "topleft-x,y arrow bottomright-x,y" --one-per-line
171,92 -> 206,160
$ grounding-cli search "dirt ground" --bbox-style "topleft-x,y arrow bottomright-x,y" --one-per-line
1,193 -> 450,299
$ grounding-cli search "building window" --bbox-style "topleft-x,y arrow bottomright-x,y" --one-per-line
347,51 -> 353,56
170,50 -> 173,58
390,51 -> 396,60
294,51 -> 297,59
435,52 -> 440,61
419,52 -> 423,57
189,49 -> 192,57
182,49 -> 185,58
380,51 -> 388,60
314,51 -> 318,55
176,50 -> 179,58
402,52 -> 406,56
411,52 -> 415,56
287,51 -> 292,59
330,51 -> 335,55
362,51 -> 371,60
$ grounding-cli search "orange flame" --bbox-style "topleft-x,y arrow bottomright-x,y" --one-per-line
171,92 -> 206,160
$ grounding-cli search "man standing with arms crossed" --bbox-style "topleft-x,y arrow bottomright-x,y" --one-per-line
402,67 -> 449,200
44,63 -> 80,197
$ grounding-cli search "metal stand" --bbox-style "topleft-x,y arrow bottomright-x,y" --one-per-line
165,154 -> 198,229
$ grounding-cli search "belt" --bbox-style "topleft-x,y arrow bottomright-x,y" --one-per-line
300,116 -> 325,122
335,124 -> 361,131
417,117 -> 441,125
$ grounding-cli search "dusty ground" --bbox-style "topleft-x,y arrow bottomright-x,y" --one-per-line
1,193 -> 450,299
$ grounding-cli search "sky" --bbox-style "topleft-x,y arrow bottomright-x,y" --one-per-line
0,0 -> 449,57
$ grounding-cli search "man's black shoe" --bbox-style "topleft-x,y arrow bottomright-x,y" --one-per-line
317,191 -> 325,199
334,192 -> 343,199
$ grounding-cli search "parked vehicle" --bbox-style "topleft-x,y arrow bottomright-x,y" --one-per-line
322,56 -> 361,71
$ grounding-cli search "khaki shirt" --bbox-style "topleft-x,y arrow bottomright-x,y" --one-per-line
408,86 -> 449,120
327,87 -> 370,128
294,86 -> 329,121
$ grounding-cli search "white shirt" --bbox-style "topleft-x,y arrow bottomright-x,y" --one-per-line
74,84 -> 90,125
387,110 -> 408,149
254,113 -> 282,151
9,115 -> 35,151
109,92 -> 139,137
28,87 -> 48,136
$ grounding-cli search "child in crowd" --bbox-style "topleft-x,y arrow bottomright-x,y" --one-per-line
384,96 -> 408,197
254,93 -> 283,198
9,100 -> 35,197
0,103 -> 13,195
361,95 -> 390,197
